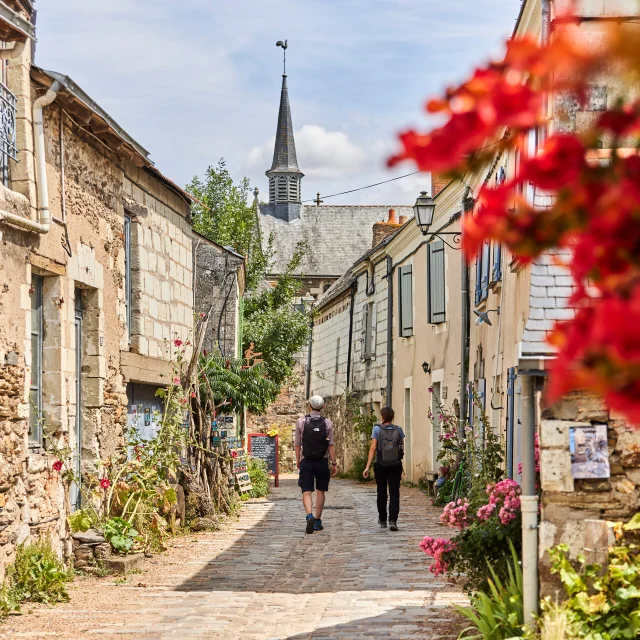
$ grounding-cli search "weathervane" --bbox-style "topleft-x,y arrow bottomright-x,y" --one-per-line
276,39 -> 288,75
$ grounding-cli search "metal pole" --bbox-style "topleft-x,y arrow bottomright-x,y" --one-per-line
386,256 -> 394,405
459,185 -> 471,436
520,373 -> 539,626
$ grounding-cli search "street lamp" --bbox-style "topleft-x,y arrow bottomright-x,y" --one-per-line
421,361 -> 431,374
413,191 -> 462,249
414,191 -> 436,234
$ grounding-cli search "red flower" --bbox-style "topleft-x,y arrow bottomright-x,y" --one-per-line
200,312 -> 206,318
519,134 -> 585,191
597,106 -> 640,136
231,450 -> 238,459
173,377 -> 180,384
191,392 -> 196,398
52,460 -> 63,471
100,478 -> 111,490
174,339 -> 183,347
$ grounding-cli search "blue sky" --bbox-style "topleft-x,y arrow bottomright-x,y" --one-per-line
36,1 -> 519,205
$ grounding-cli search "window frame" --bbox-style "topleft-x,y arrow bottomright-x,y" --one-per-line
29,274 -> 44,445
124,213 -> 132,343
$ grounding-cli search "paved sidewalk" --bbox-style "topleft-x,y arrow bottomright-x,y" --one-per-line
1,477 -> 466,640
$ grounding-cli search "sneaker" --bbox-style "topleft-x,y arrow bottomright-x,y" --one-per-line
305,513 -> 316,534
389,521 -> 398,531
378,519 -> 387,528
314,518 -> 324,531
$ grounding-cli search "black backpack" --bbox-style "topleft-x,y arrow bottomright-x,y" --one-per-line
377,425 -> 402,467
302,415 -> 329,460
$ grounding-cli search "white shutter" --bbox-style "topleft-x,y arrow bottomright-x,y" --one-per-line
370,303 -> 377,359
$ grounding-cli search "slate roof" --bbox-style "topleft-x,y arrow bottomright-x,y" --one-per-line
268,75 -> 302,175
259,204 -> 414,277
520,248 -> 576,358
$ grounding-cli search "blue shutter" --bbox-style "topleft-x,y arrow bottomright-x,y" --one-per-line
398,265 -> 413,337
506,367 -> 517,478
428,240 -> 446,324
481,240 -> 490,300
475,251 -> 482,305
491,242 -> 502,283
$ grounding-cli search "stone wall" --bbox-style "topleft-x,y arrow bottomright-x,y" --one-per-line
538,389 -> 639,597
193,236 -> 244,359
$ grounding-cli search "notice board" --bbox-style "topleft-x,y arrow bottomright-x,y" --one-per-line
248,434 -> 279,487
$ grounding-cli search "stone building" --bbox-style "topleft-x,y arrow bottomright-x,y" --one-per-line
0,20 -> 198,577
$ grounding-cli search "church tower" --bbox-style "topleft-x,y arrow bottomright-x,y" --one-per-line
266,74 -> 304,222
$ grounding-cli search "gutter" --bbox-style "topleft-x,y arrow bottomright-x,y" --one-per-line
305,304 -> 314,399
385,255 -> 393,404
346,281 -> 357,390
0,80 -> 61,233
459,185 -> 471,436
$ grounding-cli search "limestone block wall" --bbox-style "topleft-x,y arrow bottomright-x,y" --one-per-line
538,390 -> 640,597
125,172 -> 193,362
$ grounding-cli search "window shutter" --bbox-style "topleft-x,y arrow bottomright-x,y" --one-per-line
428,240 -> 446,324
506,367 -> 517,478
361,303 -> 369,361
398,265 -> 413,337
481,240 -> 490,300
474,252 -> 483,305
491,242 -> 502,283
370,302 -> 377,358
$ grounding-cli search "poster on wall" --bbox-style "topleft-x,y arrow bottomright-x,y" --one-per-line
569,424 -> 610,479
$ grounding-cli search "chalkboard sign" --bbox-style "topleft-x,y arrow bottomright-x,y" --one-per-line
248,434 -> 279,488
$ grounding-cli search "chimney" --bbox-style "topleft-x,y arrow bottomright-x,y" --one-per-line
432,173 -> 449,198
398,215 -> 408,225
372,208 -> 402,248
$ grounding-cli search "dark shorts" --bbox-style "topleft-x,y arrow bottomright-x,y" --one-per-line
298,458 -> 330,493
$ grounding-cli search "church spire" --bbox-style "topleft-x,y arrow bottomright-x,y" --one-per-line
266,41 -> 304,222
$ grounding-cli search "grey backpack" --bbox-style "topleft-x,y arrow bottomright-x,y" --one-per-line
377,425 -> 402,467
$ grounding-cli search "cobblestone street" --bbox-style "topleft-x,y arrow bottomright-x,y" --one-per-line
1,478 -> 466,640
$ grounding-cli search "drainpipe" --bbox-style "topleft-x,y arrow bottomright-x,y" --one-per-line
521,1 -> 551,626
385,255 -> 393,406
0,80 -> 61,233
305,303 -> 314,399
458,185 -> 471,435
346,281 -> 356,390
521,372 -> 539,626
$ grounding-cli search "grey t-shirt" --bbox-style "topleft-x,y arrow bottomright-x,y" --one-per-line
371,424 -> 405,442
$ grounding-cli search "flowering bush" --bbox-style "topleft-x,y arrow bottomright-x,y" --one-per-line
483,479 -> 521,525
419,536 -> 457,576
390,18 -> 640,424
440,498 -> 471,530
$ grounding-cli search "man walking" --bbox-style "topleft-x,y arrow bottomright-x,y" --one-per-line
295,395 -> 338,534
363,407 -> 404,531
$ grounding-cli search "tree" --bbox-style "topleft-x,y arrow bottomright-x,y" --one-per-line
389,20 -> 640,424
186,159 -> 266,292
243,242 -> 311,389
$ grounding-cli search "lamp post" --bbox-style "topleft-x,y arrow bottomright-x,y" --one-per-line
413,191 -> 462,249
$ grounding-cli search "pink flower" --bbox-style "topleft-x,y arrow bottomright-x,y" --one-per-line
173,377 -> 180,384
477,503 -> 496,521
200,312 -> 206,318
179,397 -> 187,405
428,387 -> 434,393
100,478 -> 111,490
174,339 -> 183,347
52,460 -> 63,471
479,479 -> 521,525
231,450 -> 238,458
440,498 -> 470,530
420,536 -> 457,576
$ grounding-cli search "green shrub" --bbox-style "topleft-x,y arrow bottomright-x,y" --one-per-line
0,580 -> 20,620
102,517 -> 140,554
68,509 -> 93,533
456,542 -> 524,639
248,457 -> 269,498
8,540 -> 71,605
545,543 -> 640,639
338,448 -> 374,482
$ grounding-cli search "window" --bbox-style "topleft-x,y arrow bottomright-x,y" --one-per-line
428,240 -> 445,324
124,213 -> 132,342
491,242 -> 502,283
474,240 -> 490,305
29,275 -> 43,444
361,301 -> 377,361
398,264 -> 413,337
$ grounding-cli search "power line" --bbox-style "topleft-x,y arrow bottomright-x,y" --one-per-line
301,170 -> 422,203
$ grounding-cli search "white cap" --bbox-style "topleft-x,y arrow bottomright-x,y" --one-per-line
309,395 -> 324,410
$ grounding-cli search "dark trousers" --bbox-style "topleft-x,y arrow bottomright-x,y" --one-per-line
374,463 -> 402,522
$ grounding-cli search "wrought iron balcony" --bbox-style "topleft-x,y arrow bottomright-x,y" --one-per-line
0,78 -> 17,186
